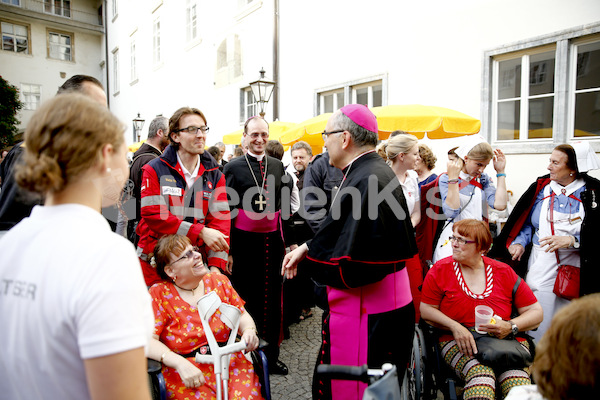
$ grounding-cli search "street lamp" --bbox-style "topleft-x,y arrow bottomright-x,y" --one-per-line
249,69 -> 276,118
132,113 -> 145,142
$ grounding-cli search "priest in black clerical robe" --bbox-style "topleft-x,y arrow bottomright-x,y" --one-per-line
223,116 -> 296,375
282,104 -> 418,400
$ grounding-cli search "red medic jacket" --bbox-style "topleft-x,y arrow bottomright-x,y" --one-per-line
136,144 -> 230,272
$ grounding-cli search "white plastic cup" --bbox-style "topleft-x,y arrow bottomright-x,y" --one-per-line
474,305 -> 494,334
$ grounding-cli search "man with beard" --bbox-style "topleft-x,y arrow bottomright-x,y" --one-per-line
136,107 -> 230,286
284,141 -> 316,327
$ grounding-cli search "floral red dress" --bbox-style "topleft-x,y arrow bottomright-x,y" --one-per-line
150,273 -> 263,400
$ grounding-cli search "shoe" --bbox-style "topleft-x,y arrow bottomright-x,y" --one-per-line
270,360 -> 289,375
300,309 -> 313,320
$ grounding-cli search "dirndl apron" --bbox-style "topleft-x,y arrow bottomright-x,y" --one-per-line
526,179 -> 584,340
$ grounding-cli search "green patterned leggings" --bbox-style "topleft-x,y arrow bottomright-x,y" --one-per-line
439,340 -> 531,399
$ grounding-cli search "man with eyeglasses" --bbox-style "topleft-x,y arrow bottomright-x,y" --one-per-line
282,104 -> 418,400
136,107 -> 230,287
223,116 -> 297,376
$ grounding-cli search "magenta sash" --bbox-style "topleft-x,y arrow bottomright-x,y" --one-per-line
327,267 -> 412,400
234,209 -> 280,233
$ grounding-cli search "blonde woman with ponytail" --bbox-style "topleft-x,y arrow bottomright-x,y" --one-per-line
0,93 -> 153,400
385,133 -> 421,227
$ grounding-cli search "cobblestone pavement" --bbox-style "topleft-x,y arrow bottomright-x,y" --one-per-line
269,307 -> 323,400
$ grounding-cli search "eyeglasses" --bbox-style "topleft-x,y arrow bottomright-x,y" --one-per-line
171,246 -> 200,265
449,236 -> 476,245
176,126 -> 209,135
247,132 -> 269,139
322,129 -> 345,141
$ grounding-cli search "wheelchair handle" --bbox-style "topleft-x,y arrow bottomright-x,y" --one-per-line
315,363 -> 393,383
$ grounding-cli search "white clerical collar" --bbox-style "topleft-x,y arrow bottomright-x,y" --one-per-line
247,150 -> 265,162
550,178 -> 585,197
342,149 -> 375,170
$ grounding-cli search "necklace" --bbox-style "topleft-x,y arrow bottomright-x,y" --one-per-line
244,154 -> 268,211
174,282 -> 201,296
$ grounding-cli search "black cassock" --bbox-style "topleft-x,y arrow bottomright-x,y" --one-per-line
223,154 -> 295,363
303,151 -> 418,400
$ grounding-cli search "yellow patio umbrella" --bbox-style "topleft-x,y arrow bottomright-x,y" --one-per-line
372,104 -> 481,140
278,113 -> 333,155
222,121 -> 298,149
128,140 -> 146,153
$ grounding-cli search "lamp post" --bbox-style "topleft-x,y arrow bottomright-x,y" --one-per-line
249,69 -> 276,118
132,113 -> 145,142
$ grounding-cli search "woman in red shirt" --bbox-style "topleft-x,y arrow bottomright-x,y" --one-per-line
421,219 -> 543,400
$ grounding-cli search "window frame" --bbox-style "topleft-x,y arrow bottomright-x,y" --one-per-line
47,28 -> 73,62
112,47 -> 119,95
1,19 -> 30,54
186,0 -> 198,43
152,16 -> 161,67
482,23 -> 600,154
130,34 -> 137,84
43,0 -> 71,18
20,83 -> 41,111
1,0 -> 21,6
315,75 -> 387,115
240,86 -> 257,123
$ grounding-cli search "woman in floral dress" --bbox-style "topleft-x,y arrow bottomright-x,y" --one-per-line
148,234 -> 263,400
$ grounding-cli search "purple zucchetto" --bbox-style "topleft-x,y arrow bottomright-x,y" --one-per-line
340,104 -> 378,134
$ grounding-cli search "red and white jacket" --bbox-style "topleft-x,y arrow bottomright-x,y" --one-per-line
137,145 -> 230,277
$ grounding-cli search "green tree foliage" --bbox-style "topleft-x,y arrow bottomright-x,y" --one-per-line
0,76 -> 24,149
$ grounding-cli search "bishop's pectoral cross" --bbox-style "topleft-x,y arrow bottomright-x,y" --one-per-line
255,194 -> 267,211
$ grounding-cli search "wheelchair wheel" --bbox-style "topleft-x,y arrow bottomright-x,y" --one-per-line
402,326 -> 426,400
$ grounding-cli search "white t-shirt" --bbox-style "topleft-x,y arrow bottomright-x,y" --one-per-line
399,169 -> 420,216
0,204 -> 153,400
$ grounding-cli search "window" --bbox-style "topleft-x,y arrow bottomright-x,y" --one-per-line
21,83 -> 41,110
320,89 -> 344,113
44,0 -> 71,18
130,35 -> 137,82
240,87 -> 257,123
153,18 -> 161,65
317,78 -> 385,114
1,21 -> 29,54
112,48 -> 119,94
48,30 -> 72,61
215,36 -> 242,87
1,0 -> 21,6
572,40 -> 600,138
484,25 -> 600,149
186,0 -> 198,42
494,48 -> 556,140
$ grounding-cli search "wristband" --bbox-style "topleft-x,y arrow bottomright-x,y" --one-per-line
447,179 -> 459,184
496,173 -> 506,178
160,350 -> 172,363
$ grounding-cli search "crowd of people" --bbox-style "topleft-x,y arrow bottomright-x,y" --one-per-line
0,74 -> 599,400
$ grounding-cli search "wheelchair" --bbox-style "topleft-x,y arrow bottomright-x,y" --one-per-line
402,322 -> 461,400
403,321 -> 536,400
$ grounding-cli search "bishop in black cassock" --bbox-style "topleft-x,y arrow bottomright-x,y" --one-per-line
282,105 -> 417,400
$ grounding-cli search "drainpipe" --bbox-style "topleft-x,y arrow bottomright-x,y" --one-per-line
272,0 -> 279,120
103,0 -> 110,108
